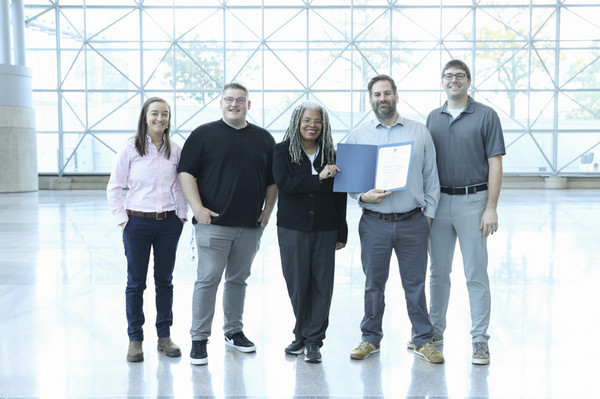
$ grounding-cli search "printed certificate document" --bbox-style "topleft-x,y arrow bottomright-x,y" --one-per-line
333,142 -> 414,193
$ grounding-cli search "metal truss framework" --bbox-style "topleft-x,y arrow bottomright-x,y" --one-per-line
24,0 -> 600,176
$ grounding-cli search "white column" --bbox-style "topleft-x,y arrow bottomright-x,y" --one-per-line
0,0 -> 11,64
11,0 -> 26,66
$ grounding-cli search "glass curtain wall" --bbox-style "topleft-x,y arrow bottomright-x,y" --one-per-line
24,0 -> 600,176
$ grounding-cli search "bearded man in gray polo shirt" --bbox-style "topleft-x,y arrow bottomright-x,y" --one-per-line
346,74 -> 443,364
425,59 -> 506,365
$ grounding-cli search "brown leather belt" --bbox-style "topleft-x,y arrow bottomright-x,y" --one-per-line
126,210 -> 176,220
363,207 -> 421,222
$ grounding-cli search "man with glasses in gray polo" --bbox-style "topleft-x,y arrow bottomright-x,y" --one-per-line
178,82 -> 277,365
424,59 -> 505,365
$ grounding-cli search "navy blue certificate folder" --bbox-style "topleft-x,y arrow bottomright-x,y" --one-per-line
333,142 -> 413,193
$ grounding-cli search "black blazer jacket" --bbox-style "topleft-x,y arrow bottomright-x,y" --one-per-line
273,140 -> 348,243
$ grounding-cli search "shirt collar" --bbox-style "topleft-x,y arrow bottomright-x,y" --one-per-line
441,95 -> 475,114
370,114 -> 405,128
145,133 -> 166,143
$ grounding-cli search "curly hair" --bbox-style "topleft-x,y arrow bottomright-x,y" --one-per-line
282,101 -> 335,166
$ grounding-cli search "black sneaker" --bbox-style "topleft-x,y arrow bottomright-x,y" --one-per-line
304,344 -> 322,363
224,331 -> 256,353
285,340 -> 305,355
190,340 -> 208,365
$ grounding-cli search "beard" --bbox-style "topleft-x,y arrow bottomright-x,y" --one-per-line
371,100 -> 396,120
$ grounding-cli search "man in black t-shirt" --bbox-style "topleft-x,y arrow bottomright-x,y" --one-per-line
178,82 -> 277,366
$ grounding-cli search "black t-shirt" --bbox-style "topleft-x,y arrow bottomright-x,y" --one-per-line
178,119 -> 275,227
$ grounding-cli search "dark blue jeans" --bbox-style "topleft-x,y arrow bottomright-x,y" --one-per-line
122,214 -> 183,341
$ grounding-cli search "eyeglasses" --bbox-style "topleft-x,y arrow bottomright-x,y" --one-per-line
301,118 -> 323,126
223,97 -> 247,104
443,73 -> 467,80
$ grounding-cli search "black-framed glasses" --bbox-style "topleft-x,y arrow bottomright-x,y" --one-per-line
223,97 -> 247,104
443,73 -> 467,80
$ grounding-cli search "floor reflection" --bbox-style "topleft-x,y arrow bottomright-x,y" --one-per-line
0,189 -> 598,398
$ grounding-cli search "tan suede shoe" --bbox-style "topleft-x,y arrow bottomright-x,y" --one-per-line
157,337 -> 181,357
127,341 -> 143,362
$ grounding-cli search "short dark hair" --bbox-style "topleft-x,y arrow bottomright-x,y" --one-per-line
222,82 -> 249,97
442,59 -> 471,81
367,74 -> 397,96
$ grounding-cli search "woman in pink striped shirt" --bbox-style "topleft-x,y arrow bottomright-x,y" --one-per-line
107,97 -> 187,362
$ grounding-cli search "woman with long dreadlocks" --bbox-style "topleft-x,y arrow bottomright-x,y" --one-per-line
272,101 -> 348,363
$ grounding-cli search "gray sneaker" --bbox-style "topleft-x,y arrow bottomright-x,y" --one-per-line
406,334 -> 443,350
472,342 -> 490,365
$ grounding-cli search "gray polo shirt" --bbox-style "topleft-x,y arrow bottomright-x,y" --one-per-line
345,115 -> 440,219
426,96 -> 506,187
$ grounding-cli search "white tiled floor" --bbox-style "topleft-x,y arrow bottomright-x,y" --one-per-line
0,189 -> 599,398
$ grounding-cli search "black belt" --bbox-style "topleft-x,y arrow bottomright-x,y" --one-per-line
440,183 -> 488,195
363,207 -> 421,222
126,210 -> 176,220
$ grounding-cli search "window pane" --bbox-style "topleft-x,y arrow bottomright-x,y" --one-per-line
23,1 -> 600,176
37,133 -> 59,173
33,92 -> 58,132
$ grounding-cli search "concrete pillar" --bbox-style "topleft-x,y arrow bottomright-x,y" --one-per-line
0,104 -> 37,192
544,177 -> 567,189
0,0 -> 37,193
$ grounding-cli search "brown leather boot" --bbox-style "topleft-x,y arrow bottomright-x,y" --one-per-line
157,337 -> 181,357
127,341 -> 143,362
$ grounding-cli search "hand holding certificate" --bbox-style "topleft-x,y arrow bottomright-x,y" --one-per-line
333,142 -> 414,193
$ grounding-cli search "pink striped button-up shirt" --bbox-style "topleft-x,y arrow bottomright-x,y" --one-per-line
107,136 -> 187,225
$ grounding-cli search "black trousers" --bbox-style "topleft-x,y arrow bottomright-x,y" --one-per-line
277,227 -> 338,347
